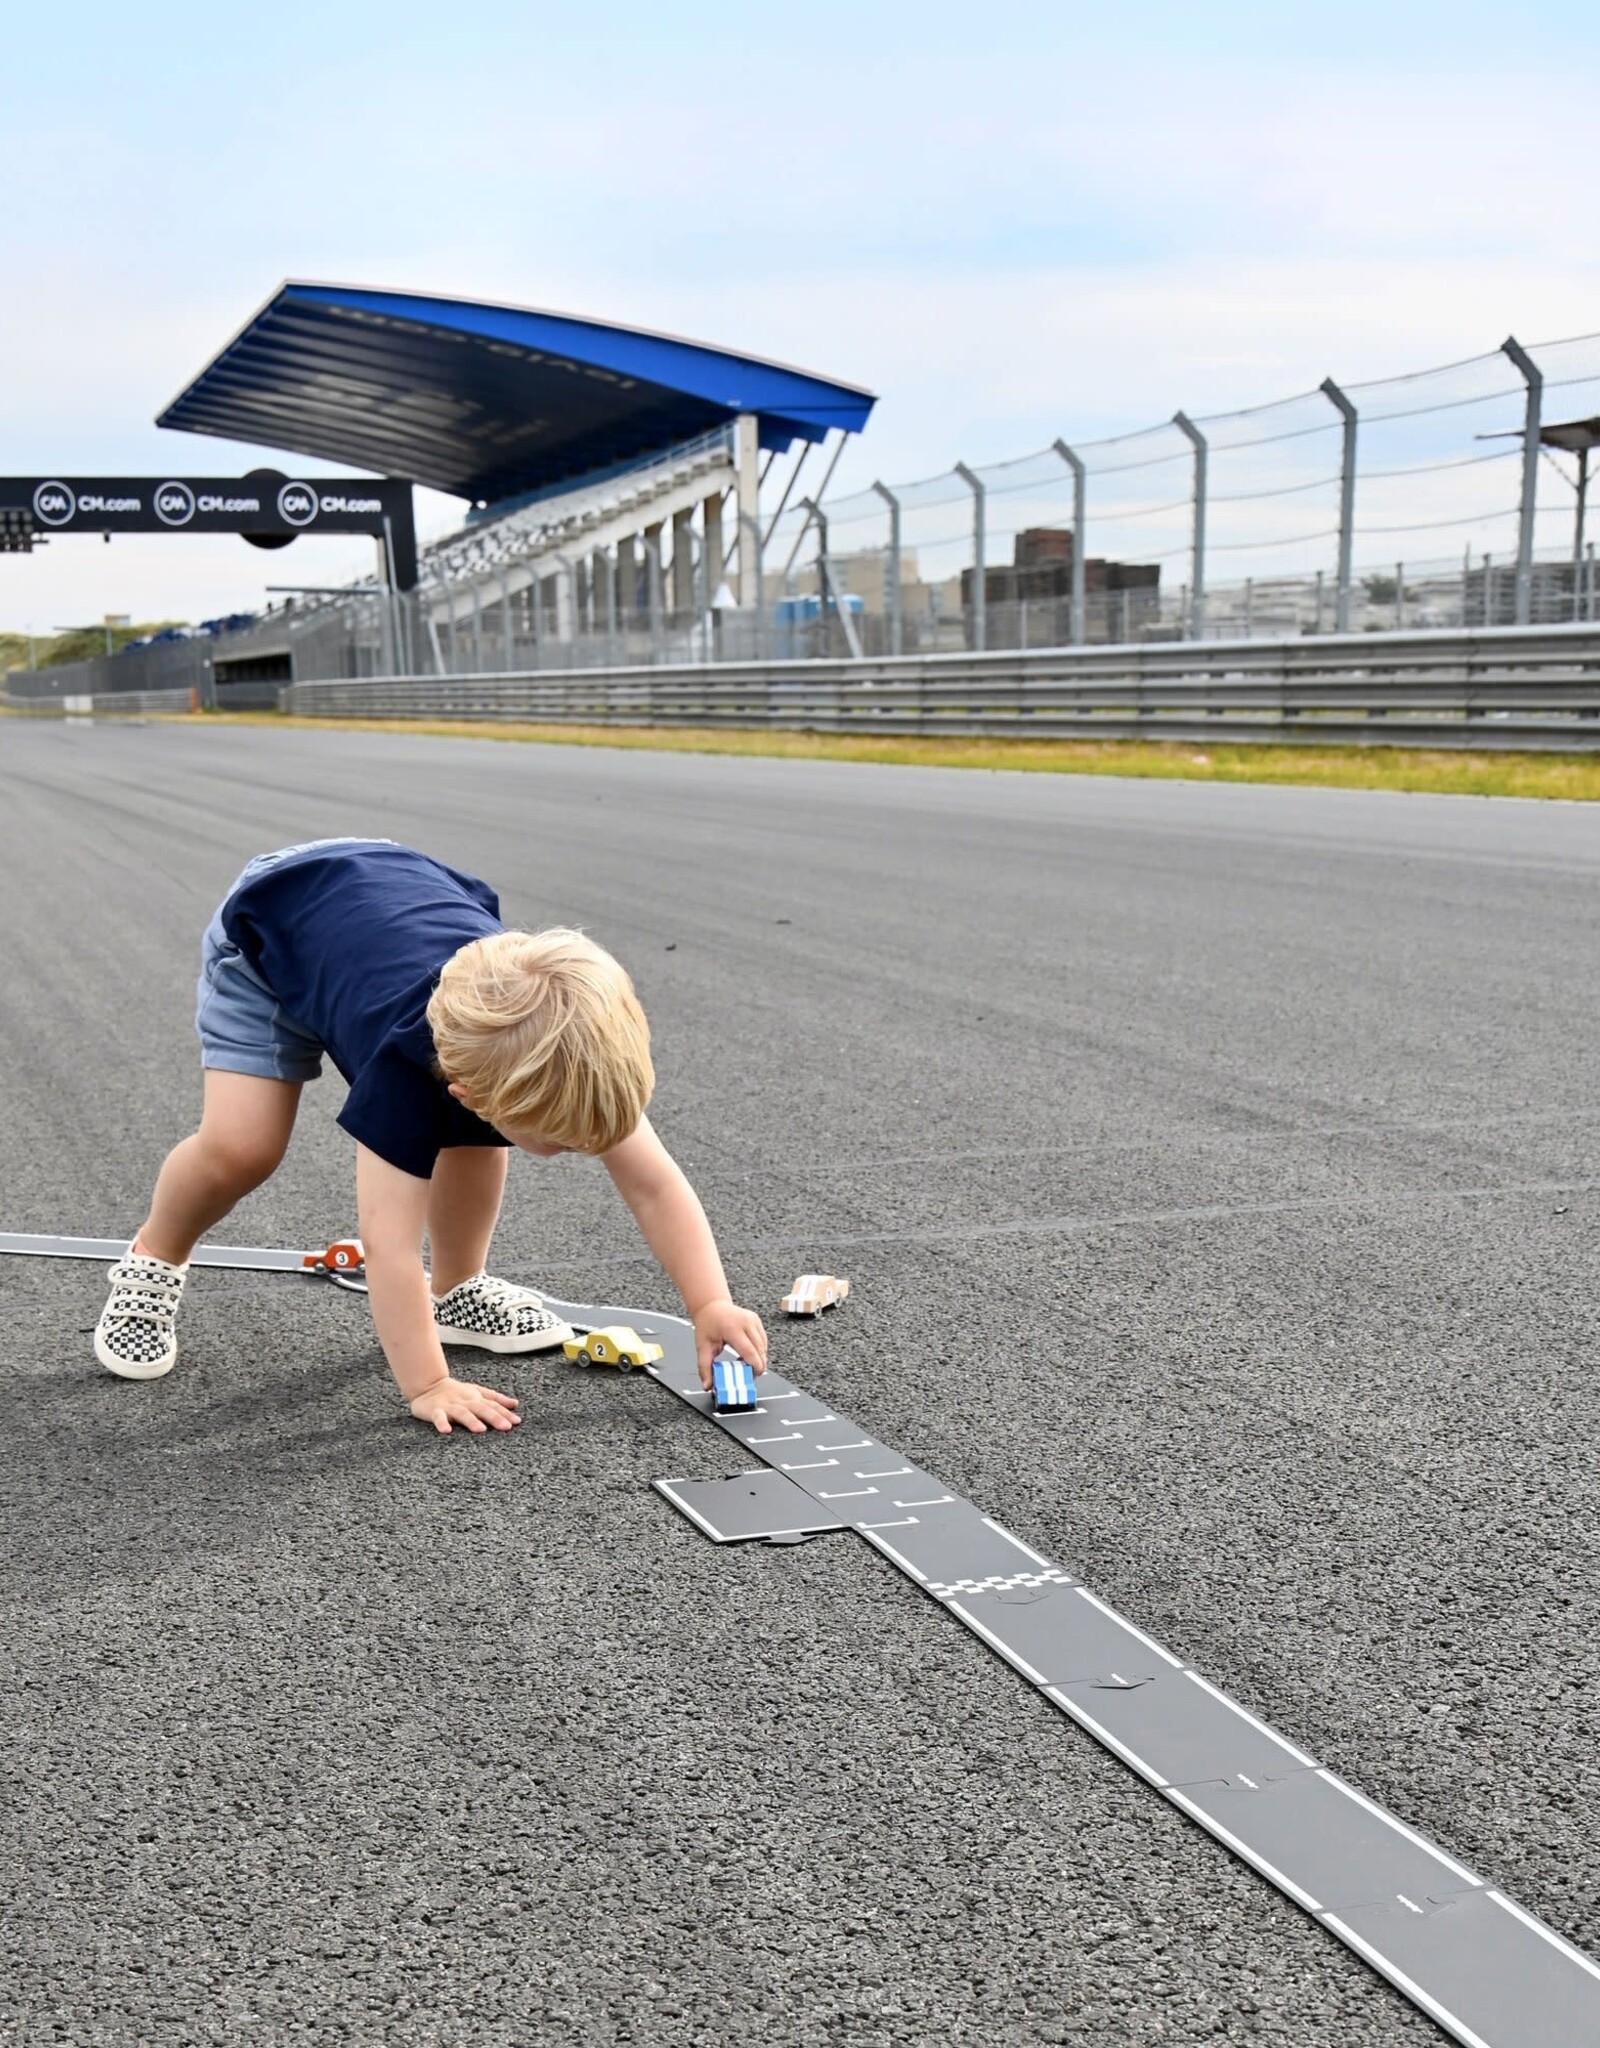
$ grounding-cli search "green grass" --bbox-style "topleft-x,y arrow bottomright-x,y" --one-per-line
187,710 -> 1600,801
13,699 -> 1600,798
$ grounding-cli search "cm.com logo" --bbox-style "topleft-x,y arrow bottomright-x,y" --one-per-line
278,481 -> 319,527
32,481 -> 76,526
154,481 -> 196,526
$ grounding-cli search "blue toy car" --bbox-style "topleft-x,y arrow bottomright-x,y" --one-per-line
711,1349 -> 759,1412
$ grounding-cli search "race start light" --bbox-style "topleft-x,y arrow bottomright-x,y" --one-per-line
0,507 -> 37,554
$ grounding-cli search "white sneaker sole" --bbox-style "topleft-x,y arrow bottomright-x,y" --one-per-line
432,1319 -> 575,1355
94,1329 -> 177,1380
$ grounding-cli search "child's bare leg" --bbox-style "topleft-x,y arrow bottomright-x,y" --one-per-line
138,1071 -> 303,1265
426,1146 -> 510,1296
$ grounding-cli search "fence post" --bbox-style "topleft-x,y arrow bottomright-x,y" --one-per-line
1314,568 -> 1325,633
1319,377 -> 1358,633
1174,413 -> 1208,639
1395,562 -> 1404,630
1502,336 -> 1543,627
871,481 -> 903,655
1052,439 -> 1087,645
1244,577 -> 1253,638
799,497 -> 838,656
954,461 -> 986,651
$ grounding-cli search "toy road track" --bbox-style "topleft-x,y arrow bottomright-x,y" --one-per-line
533,1293 -> 1600,2048
8,1224 -> 1598,2042
0,1232 -> 370,1289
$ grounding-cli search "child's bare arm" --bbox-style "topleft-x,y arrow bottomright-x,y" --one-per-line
355,1143 -> 520,1433
602,1117 -> 767,1386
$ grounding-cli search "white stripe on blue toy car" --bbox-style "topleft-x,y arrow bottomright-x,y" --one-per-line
711,1348 -> 759,1412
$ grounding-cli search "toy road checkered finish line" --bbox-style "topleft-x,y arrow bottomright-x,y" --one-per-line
6,1229 -> 1599,2047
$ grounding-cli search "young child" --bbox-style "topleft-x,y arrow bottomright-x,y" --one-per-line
95,837 -> 767,1433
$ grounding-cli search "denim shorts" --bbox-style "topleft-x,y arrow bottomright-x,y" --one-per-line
195,838 -> 394,1083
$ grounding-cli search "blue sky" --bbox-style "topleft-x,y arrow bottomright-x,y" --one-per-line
3,0 -> 1597,628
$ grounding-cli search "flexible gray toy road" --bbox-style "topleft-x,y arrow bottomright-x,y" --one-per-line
7,1230 -> 1598,2043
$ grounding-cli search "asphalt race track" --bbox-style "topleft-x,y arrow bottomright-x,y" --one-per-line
3,718 -> 1598,2047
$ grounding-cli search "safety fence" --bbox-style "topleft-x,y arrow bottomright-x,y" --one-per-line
264,625 -> 1600,750
760,331 -> 1600,652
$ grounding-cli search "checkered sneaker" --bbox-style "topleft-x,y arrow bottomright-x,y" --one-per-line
95,1248 -> 188,1381
431,1273 -> 574,1354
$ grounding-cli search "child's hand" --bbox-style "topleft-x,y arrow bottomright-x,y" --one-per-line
408,1376 -> 522,1435
692,1299 -> 768,1388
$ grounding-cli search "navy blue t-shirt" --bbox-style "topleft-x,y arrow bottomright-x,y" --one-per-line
221,841 -> 512,1180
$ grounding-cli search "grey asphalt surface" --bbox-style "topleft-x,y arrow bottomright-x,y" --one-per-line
3,717 -> 1598,2048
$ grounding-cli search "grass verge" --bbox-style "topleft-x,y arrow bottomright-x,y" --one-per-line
17,703 -> 1600,798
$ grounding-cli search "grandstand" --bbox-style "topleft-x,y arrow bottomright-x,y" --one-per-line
152,281 -> 876,677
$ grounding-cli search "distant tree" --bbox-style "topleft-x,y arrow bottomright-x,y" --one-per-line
12,620 -> 187,669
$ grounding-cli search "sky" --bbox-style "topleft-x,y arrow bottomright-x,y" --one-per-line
2,0 -> 1597,632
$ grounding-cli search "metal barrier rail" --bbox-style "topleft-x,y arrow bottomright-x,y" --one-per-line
281,624 -> 1600,750
1,686 -> 196,717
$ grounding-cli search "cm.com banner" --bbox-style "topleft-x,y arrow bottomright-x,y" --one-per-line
0,472 -> 410,537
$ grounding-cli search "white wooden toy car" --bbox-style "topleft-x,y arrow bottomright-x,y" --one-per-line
781,1273 -> 850,1317
562,1324 -> 665,1374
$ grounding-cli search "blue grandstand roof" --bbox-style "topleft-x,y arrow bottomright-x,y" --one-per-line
156,282 -> 877,505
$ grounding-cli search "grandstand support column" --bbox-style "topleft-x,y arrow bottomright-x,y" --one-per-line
872,481 -> 903,656
672,508 -> 695,616
424,575 -> 449,675
593,550 -> 615,656
553,555 -> 576,645
1052,440 -> 1087,645
700,499 -> 724,603
1502,336 -> 1543,626
739,510 -> 765,659
691,525 -> 709,660
644,530 -> 666,659
1320,378 -> 1358,633
734,414 -> 761,607
955,462 -> 986,652
617,536 -> 638,630
470,583 -> 484,671
1174,412 -> 1208,639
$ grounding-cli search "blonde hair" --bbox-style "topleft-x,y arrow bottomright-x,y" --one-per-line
427,928 -> 653,1153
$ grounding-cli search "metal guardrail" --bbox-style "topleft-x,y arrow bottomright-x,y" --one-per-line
1,686 -> 196,717
280,624 -> 1600,750
13,627 -> 1600,750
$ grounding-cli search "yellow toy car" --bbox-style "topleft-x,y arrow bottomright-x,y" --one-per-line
562,1324 -> 665,1375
